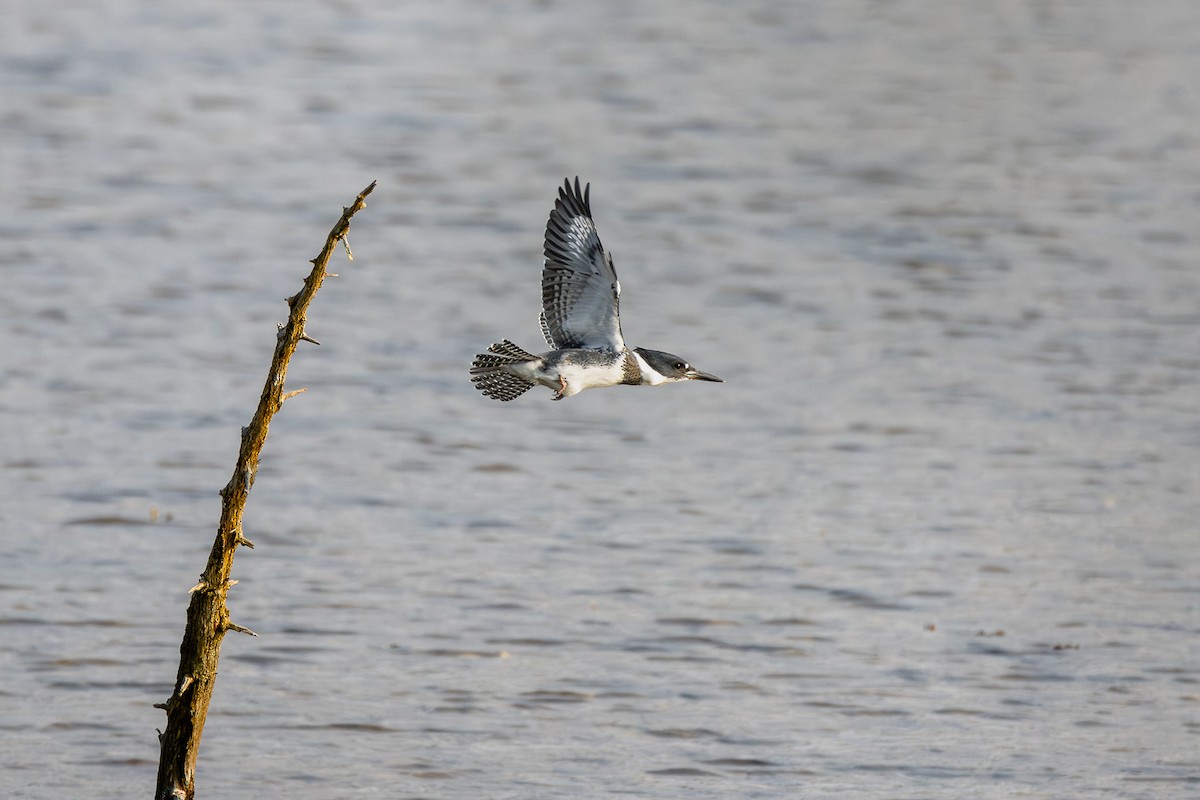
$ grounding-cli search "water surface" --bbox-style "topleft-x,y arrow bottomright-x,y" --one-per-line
2,1 -> 1198,798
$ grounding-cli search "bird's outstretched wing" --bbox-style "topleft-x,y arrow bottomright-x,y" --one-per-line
541,177 -> 624,351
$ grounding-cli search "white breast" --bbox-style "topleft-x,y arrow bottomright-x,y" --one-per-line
557,359 -> 627,396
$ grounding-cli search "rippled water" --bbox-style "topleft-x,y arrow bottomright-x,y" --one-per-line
3,1 -> 1199,798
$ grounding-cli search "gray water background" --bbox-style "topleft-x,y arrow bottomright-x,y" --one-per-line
2,1 -> 1198,797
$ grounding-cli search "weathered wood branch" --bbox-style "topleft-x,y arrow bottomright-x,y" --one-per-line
154,181 -> 376,800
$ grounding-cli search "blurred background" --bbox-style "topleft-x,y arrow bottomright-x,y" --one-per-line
1,1 -> 1197,798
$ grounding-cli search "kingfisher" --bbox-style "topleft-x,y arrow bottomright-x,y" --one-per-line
470,177 -> 723,401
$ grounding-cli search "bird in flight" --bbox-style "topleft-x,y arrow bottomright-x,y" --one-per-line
470,178 -> 723,401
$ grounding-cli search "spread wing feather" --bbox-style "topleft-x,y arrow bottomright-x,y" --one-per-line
541,177 -> 624,351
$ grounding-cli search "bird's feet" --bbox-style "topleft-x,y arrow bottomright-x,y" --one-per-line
552,374 -> 567,401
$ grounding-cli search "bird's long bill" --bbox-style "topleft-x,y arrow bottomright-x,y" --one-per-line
685,368 -> 723,383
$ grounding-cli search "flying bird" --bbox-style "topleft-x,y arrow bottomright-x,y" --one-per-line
470,178 -> 723,401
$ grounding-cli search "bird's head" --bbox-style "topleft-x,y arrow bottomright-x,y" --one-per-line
633,348 -> 723,386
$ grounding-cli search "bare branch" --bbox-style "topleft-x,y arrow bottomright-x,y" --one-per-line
154,181 -> 376,800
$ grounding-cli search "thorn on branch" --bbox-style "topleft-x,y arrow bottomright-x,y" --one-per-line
227,622 -> 258,637
188,581 -> 207,595
340,234 -> 354,262
236,533 -> 256,549
281,387 -> 308,403
157,673 -> 196,711
157,671 -> 196,710
299,332 -> 321,346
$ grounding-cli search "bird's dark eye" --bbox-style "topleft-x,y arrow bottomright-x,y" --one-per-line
675,362 -> 686,370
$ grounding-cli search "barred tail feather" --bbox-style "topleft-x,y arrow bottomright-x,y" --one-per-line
486,339 -> 538,361
470,340 -> 538,401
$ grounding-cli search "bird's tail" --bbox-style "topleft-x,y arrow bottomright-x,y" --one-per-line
470,340 -> 539,401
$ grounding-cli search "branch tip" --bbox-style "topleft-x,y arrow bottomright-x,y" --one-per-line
188,581 -> 207,594
227,622 -> 258,637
